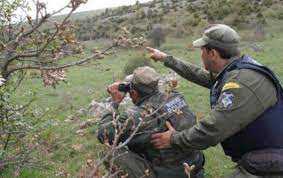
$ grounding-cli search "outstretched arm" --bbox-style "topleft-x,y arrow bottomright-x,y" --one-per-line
146,47 -> 213,88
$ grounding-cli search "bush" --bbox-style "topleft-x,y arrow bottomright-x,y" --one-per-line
123,54 -> 154,76
186,13 -> 201,27
262,0 -> 273,7
223,13 -> 239,26
277,10 -> 283,20
263,6 -> 283,20
204,0 -> 232,21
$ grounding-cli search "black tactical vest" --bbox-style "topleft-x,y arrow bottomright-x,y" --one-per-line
210,55 -> 283,161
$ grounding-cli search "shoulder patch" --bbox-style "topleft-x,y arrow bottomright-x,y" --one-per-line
222,82 -> 240,91
220,92 -> 235,109
164,96 -> 187,113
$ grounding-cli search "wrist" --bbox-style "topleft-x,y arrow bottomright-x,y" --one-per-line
160,53 -> 168,61
170,131 -> 181,149
164,55 -> 174,66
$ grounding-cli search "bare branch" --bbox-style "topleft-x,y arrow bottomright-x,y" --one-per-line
2,0 -> 84,76
2,14 -> 50,73
6,44 -> 116,77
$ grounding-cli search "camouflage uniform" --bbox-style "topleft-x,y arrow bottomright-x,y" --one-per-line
161,25 -> 283,178
98,67 -> 204,178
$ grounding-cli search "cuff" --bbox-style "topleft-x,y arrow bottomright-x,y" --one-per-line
170,131 -> 183,150
164,55 -> 177,67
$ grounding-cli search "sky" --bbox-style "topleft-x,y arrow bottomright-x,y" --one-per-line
75,0 -> 152,12
12,0 -> 152,21
34,0 -> 152,14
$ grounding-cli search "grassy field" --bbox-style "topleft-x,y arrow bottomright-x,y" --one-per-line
3,22 -> 283,178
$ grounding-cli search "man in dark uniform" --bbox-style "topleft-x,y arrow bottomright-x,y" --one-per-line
97,66 -> 204,178
146,24 -> 283,178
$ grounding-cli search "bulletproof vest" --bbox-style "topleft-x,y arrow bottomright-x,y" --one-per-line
210,55 -> 283,161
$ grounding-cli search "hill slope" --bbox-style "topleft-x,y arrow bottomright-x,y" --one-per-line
65,0 -> 283,41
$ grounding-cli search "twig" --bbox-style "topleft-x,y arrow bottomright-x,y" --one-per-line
5,44 -> 116,77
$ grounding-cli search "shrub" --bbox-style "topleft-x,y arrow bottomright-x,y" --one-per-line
262,0 -> 273,7
277,10 -> 283,20
263,5 -> 283,20
183,13 -> 200,28
123,54 -> 154,76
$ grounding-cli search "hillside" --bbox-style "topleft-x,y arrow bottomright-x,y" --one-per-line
68,0 -> 283,42
8,25 -> 283,177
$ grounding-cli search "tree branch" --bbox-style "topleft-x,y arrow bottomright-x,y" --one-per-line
5,44 -> 116,77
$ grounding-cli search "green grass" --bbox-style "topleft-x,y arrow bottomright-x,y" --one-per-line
3,22 -> 283,178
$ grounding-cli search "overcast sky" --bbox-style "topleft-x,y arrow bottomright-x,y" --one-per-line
13,0 -> 152,20
40,0 -> 152,13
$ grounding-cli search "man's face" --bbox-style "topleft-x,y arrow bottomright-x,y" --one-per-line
200,47 -> 218,73
129,90 -> 140,105
201,47 -> 213,71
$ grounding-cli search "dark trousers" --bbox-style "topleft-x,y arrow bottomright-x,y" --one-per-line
226,166 -> 283,178
109,148 -> 204,178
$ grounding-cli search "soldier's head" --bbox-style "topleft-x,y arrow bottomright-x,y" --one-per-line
119,66 -> 160,105
193,24 -> 241,73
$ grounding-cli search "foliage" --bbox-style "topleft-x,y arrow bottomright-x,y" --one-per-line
186,12 -> 202,27
123,54 -> 154,76
0,81 -> 39,173
203,0 -> 232,22
262,0 -> 273,7
0,0 -> 148,173
0,0 -> 94,85
0,0 -> 122,174
69,0 -> 281,42
262,5 -> 283,20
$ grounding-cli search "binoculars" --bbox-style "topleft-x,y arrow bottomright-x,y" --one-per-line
118,83 -> 132,93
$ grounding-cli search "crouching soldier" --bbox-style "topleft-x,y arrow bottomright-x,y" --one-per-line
97,66 -> 205,178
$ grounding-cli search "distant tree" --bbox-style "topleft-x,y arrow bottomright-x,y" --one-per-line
103,8 -> 110,17
149,24 -> 166,47
135,9 -> 146,19
254,12 -> 266,41
135,0 -> 140,6
262,0 -> 273,7
149,1 -> 156,8
146,8 -> 153,18
163,3 -> 170,14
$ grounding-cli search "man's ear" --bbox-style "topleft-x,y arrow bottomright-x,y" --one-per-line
211,49 -> 221,59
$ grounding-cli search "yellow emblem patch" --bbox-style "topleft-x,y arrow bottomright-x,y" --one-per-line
222,82 -> 240,91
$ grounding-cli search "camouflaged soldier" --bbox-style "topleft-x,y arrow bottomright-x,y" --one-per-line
97,66 -> 205,178
147,24 -> 283,178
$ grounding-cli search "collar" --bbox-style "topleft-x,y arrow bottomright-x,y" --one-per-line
135,91 -> 159,106
214,55 -> 242,80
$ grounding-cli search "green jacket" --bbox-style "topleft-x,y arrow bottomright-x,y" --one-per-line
98,91 -> 204,177
163,56 -> 278,152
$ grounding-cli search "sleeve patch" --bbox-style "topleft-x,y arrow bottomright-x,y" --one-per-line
164,97 -> 187,113
222,82 -> 240,91
220,92 -> 235,109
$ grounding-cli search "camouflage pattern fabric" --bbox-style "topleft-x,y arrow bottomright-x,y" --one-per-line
97,91 -> 204,178
193,24 -> 240,49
